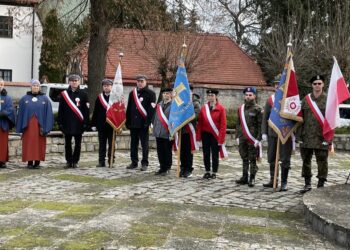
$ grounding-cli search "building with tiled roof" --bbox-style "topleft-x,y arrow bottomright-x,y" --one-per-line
77,28 -> 266,90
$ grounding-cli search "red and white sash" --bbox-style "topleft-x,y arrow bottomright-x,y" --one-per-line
133,88 -> 147,119
238,104 -> 262,158
98,93 -> 110,110
268,94 -> 275,107
305,94 -> 325,128
156,104 -> 169,131
185,123 -> 199,152
204,103 -> 228,159
61,90 -> 84,122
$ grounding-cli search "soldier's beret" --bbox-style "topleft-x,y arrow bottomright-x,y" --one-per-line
161,87 -> 173,93
309,74 -> 325,83
136,74 -> 148,81
272,74 -> 281,85
101,79 -> 113,85
189,84 -> 194,90
243,87 -> 257,94
68,74 -> 81,81
206,89 -> 219,95
30,79 -> 40,86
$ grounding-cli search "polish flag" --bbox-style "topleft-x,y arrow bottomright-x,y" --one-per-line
323,57 -> 350,142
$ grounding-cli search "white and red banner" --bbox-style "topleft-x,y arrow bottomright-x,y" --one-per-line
106,62 -> 126,131
323,57 -> 350,142
268,94 -> 275,107
204,104 -> 228,159
61,90 -> 84,122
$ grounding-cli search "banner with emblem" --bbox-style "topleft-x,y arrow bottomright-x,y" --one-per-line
106,61 -> 126,131
268,50 -> 303,144
168,54 -> 195,138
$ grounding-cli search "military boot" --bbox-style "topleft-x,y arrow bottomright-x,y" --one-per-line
248,174 -> 255,187
236,170 -> 248,185
300,177 -> 312,194
279,168 -> 289,192
317,178 -> 325,188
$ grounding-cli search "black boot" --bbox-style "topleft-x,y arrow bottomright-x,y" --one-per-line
300,177 -> 312,194
248,174 -> 255,187
279,168 -> 289,192
317,178 -> 326,188
263,177 -> 275,188
236,173 -> 248,185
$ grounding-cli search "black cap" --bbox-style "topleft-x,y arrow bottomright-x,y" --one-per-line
68,74 -> 81,81
206,89 -> 219,95
101,79 -> 113,85
161,87 -> 173,93
272,74 -> 281,85
189,84 -> 194,90
309,74 -> 325,83
136,74 -> 148,81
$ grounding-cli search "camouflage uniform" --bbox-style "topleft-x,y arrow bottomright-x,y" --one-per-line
297,92 -> 329,185
261,95 -> 293,190
236,100 -> 262,181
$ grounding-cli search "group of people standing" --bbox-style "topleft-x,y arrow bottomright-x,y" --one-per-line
0,73 -> 330,194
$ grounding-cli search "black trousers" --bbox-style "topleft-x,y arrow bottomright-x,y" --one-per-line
202,132 -> 219,173
267,136 -> 292,173
64,134 -> 82,164
180,133 -> 193,174
156,137 -> 172,171
130,127 -> 149,166
98,128 -> 113,164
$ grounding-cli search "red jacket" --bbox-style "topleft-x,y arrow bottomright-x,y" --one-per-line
196,102 -> 227,144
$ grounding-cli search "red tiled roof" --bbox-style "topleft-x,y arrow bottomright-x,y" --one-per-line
79,29 -> 266,87
0,0 -> 41,6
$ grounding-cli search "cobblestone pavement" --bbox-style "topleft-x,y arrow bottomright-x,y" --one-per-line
0,148 -> 349,249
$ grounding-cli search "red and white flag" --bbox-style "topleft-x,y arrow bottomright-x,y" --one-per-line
323,57 -> 350,142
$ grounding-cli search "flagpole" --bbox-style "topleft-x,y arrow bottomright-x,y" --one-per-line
177,130 -> 182,177
273,139 -> 280,191
109,52 -> 124,168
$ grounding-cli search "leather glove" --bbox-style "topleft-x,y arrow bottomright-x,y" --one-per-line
254,141 -> 260,148
262,134 -> 267,141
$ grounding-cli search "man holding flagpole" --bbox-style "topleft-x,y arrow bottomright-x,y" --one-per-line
125,74 -> 156,171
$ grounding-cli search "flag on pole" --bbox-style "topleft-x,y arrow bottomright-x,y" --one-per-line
269,51 -> 303,144
106,62 -> 126,131
323,57 -> 350,142
168,52 -> 195,138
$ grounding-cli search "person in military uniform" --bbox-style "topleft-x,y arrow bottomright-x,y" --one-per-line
91,79 -> 114,167
261,76 -> 293,191
125,74 -> 156,171
236,87 -> 262,187
58,74 -> 90,168
16,79 -> 54,169
152,87 -> 173,176
0,78 -> 15,168
196,89 -> 227,179
180,85 -> 201,178
297,75 -> 329,193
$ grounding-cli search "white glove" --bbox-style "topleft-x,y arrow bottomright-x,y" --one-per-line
236,138 -> 239,145
262,134 -> 267,141
254,141 -> 260,148
91,127 -> 97,132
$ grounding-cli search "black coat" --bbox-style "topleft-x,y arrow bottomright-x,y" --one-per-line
126,86 -> 156,129
91,93 -> 113,132
57,86 -> 90,135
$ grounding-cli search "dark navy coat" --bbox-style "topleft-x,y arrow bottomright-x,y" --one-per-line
0,88 -> 15,131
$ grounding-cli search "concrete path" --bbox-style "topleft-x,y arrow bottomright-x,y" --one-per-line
0,149 -> 348,249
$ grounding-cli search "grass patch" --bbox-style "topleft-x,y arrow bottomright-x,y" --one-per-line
0,199 -> 31,214
3,233 -> 51,249
60,230 -> 112,250
0,167 -> 60,182
53,174 -> 146,187
0,226 -> 26,236
173,219 -> 219,239
122,233 -> 167,248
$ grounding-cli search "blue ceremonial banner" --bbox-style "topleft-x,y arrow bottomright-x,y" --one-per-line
168,58 -> 195,138
268,53 -> 301,144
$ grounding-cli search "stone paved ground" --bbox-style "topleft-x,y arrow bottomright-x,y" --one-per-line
0,148 -> 349,249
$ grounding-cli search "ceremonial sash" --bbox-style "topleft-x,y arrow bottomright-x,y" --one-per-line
238,104 -> 262,158
305,94 -> 325,128
156,104 -> 169,131
185,123 -> 199,152
98,93 -> 110,110
204,104 -> 228,159
268,94 -> 275,107
133,88 -> 147,119
61,90 -> 84,122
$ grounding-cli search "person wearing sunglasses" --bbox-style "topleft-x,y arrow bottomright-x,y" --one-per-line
297,75 -> 329,193
235,87 -> 263,187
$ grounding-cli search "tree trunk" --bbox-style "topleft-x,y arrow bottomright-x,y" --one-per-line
87,0 -> 111,113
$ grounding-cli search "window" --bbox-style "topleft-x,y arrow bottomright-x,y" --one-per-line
0,69 -> 12,81
0,16 -> 13,38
